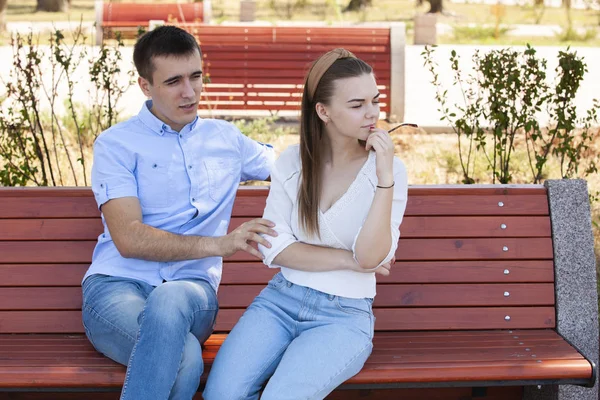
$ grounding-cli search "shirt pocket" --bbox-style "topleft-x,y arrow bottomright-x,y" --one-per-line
204,159 -> 240,202
137,159 -> 172,208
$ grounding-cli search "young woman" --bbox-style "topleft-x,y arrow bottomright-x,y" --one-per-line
203,48 -> 408,400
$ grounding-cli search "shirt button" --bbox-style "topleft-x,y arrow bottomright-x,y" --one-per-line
152,163 -> 157,168
192,198 -> 196,202
188,165 -> 193,169
179,134 -> 183,138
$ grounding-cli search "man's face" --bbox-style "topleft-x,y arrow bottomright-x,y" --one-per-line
138,50 -> 203,132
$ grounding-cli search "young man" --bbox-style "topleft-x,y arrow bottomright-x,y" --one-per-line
81,26 -> 277,400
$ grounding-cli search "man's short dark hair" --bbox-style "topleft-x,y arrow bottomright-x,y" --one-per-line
133,26 -> 202,84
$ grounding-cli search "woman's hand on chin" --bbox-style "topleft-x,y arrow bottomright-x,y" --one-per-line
365,128 -> 394,186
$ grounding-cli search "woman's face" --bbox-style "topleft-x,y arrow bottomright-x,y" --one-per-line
318,73 -> 380,142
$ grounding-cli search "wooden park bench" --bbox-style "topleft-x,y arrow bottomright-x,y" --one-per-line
189,24 -> 405,122
0,181 -> 597,399
94,1 -> 211,44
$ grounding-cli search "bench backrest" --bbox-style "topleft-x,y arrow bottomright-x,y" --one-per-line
103,3 -> 204,24
0,185 -> 555,334
187,25 -> 391,116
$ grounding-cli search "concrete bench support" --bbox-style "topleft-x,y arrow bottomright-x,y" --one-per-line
524,179 -> 599,400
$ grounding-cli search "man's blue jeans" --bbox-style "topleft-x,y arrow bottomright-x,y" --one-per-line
82,274 -> 218,400
203,272 -> 374,400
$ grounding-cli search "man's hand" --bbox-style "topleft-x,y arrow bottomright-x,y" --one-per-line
217,218 -> 278,259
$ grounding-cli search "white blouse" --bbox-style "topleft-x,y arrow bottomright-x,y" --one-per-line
258,144 -> 408,299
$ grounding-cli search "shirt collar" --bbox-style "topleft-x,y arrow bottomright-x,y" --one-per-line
138,100 -> 199,136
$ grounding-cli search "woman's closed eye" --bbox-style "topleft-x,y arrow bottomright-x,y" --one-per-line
351,101 -> 379,109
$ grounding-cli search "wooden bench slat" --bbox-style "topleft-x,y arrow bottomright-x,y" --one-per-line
0,283 -> 555,311
396,238 -> 553,261
0,307 -> 556,333
200,43 -> 391,53
369,308 -> 555,331
0,330 -> 561,345
9,333 -> 570,354
0,260 -> 555,287
192,26 -> 392,36
214,308 -> 557,332
0,237 -> 554,263
0,186 -> 547,198
354,359 -> 591,384
374,284 -> 555,307
204,68 -> 389,79
201,52 -> 392,62
0,215 -> 550,241
204,60 -> 390,74
376,260 -> 555,283
0,187 -> 549,218
0,330 -> 569,348
199,35 -> 391,46
0,344 -> 581,363
405,195 -> 548,216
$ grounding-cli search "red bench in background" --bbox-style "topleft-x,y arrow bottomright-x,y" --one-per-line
183,24 -> 405,121
94,1 -> 210,44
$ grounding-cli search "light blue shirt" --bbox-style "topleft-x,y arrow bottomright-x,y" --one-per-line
85,100 -> 275,291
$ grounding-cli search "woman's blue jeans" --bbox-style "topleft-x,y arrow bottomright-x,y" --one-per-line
203,272 -> 374,400
82,274 -> 218,400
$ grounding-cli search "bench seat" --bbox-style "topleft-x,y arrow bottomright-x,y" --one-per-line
0,330 -> 592,390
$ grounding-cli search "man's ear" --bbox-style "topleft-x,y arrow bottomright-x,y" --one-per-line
315,102 -> 329,124
138,76 -> 152,98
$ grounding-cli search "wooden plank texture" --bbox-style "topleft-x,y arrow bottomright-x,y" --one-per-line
0,187 -> 548,217
0,215 -> 550,241
0,330 -> 589,388
0,306 -> 556,334
0,283 -> 555,311
0,237 -> 554,263
0,260 -> 555,287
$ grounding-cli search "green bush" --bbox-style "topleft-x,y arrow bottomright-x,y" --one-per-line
422,44 -> 599,185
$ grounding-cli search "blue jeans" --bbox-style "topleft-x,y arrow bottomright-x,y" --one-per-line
82,274 -> 218,400
203,272 -> 374,400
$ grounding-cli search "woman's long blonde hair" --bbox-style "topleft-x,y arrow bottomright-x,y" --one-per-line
298,49 -> 373,237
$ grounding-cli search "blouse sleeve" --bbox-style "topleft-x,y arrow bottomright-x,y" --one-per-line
257,148 -> 300,267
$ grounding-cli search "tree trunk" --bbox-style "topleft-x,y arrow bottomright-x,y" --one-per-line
427,0 -> 443,13
36,0 -> 70,12
0,0 -> 7,33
